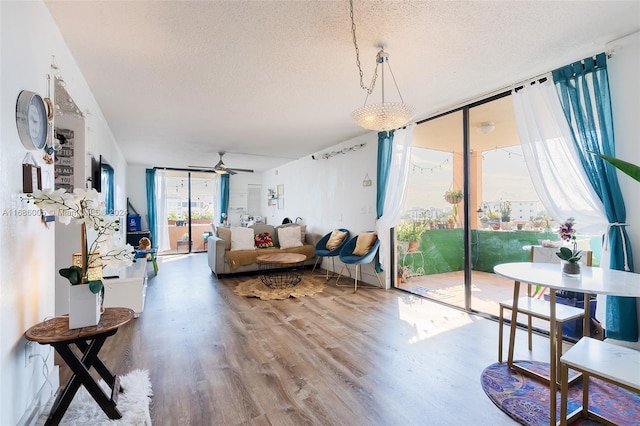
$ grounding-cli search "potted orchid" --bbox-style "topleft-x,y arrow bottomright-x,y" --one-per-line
27,188 -> 135,328
28,188 -> 135,292
556,218 -> 582,276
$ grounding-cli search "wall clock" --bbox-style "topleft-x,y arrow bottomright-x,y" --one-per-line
16,90 -> 49,150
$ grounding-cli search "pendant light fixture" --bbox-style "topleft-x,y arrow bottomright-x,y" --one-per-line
349,0 -> 415,131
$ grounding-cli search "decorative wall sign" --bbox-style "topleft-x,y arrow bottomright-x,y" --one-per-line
54,128 -> 74,192
22,152 -> 42,193
22,164 -> 42,193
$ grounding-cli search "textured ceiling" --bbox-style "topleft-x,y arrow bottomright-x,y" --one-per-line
44,1 -> 640,172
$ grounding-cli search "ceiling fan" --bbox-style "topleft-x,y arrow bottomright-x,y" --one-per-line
190,152 -> 254,175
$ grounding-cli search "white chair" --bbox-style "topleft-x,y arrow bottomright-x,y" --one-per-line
498,246 -> 593,376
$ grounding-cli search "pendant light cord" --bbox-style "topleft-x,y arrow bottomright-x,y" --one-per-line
350,0 -> 377,95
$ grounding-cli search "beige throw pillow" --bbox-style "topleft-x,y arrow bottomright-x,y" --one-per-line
230,227 -> 255,251
217,227 -> 232,250
352,232 -> 377,256
326,229 -> 347,250
278,226 -> 303,249
276,224 -> 306,243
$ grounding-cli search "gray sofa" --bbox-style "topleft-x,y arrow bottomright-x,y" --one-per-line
207,223 -> 321,275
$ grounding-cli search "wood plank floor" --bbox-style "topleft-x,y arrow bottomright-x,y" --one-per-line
58,253 -> 555,425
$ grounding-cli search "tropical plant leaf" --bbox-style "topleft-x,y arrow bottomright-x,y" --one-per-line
59,266 -> 82,285
589,151 -> 640,182
88,279 -> 103,294
556,247 -> 573,261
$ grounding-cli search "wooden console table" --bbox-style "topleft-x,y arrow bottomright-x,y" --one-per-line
24,307 -> 134,426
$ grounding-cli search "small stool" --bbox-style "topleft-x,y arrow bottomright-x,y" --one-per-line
560,337 -> 640,425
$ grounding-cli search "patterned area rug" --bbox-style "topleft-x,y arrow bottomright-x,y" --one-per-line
481,361 -> 640,425
233,276 -> 325,300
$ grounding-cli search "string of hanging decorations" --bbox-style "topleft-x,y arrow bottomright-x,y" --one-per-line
410,147 -> 523,173
482,147 -> 524,160
409,153 -> 453,174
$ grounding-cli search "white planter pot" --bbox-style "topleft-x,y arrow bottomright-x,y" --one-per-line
68,284 -> 101,329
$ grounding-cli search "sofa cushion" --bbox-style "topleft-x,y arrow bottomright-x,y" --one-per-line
231,227 -> 255,251
255,232 -> 274,248
217,227 -> 232,250
352,232 -> 377,256
278,226 -> 303,249
275,224 -> 306,244
326,229 -> 347,250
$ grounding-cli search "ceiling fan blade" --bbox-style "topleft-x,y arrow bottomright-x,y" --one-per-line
191,151 -> 253,174
225,168 -> 254,173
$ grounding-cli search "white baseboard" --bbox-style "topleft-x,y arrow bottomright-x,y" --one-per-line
17,365 -> 59,426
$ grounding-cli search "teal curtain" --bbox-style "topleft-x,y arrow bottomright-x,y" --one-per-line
552,53 -> 637,341
375,130 -> 394,272
376,130 -> 394,219
220,174 -> 230,223
145,168 -> 157,248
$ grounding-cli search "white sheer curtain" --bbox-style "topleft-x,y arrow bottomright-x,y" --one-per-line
376,124 -> 415,287
513,78 -> 614,323
512,78 -> 607,235
155,170 -> 171,252
211,174 -> 222,227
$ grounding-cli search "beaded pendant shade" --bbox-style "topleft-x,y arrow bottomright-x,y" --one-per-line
349,0 -> 414,132
351,52 -> 415,131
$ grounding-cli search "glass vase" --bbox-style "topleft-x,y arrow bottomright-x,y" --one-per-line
562,261 -> 581,278
72,251 -> 103,282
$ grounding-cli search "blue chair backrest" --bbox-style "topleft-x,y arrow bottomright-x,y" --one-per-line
340,233 -> 379,264
316,228 -> 350,254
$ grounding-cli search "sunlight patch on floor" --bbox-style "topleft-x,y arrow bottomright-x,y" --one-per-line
157,254 -> 192,264
396,294 -> 474,343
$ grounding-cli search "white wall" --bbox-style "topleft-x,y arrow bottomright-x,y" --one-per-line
607,31 -> 640,349
126,163 -> 150,229
0,2 -> 126,424
261,133 -> 381,283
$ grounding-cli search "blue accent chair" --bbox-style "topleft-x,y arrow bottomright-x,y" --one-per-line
336,234 -> 383,292
312,229 -> 350,280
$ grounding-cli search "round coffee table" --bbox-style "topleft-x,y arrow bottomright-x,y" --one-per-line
257,253 -> 307,289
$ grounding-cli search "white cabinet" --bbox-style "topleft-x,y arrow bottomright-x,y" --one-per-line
102,261 -> 148,317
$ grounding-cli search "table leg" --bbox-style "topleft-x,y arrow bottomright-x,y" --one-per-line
560,361 -> 569,426
507,280 -> 521,368
47,336 -> 121,425
549,289 -> 557,426
74,339 -> 117,389
583,292 -> 591,338
151,254 -> 158,275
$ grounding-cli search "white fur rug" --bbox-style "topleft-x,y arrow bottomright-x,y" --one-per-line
37,369 -> 152,425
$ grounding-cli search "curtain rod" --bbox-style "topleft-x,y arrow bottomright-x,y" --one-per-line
413,48 -> 615,127
153,166 -> 218,173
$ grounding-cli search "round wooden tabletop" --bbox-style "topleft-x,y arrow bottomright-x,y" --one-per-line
24,307 -> 135,344
256,253 -> 306,265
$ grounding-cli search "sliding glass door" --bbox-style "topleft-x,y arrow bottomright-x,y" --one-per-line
395,111 -> 466,307
393,93 -> 598,320
161,170 -> 215,255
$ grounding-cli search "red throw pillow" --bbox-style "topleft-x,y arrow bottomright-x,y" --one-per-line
255,232 -> 274,248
